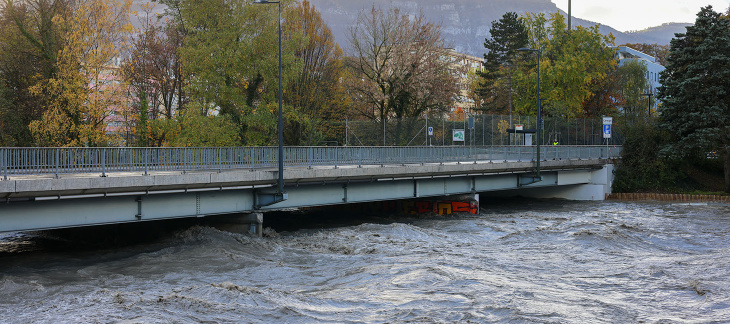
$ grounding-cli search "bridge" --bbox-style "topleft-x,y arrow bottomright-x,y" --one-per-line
0,146 -> 621,234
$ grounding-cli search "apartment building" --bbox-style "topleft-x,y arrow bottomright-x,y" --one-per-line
617,46 -> 665,111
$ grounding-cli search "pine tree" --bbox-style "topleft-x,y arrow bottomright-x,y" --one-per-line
476,12 -> 528,123
658,6 -> 730,192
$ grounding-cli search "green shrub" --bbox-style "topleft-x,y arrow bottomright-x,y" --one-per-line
613,118 -> 687,193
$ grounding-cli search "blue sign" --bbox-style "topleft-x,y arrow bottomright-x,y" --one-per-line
428,127 -> 434,136
603,124 -> 612,138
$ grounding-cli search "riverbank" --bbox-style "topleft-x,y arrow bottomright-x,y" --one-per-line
608,192 -> 730,202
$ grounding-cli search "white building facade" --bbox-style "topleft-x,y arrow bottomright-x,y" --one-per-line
617,46 -> 665,112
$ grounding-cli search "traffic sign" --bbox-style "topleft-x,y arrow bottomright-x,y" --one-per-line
603,124 -> 612,139
428,127 -> 434,136
602,116 -> 612,139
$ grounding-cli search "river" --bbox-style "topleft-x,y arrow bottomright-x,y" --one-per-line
1,199 -> 729,323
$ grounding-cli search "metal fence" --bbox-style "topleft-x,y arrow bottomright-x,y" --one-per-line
0,146 -> 622,179
328,115 -> 623,147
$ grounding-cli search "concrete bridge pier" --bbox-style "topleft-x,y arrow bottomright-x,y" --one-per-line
213,213 -> 264,237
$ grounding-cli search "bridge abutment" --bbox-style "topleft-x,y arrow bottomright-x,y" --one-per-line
483,164 -> 615,201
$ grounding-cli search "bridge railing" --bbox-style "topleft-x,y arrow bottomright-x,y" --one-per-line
0,146 -> 621,179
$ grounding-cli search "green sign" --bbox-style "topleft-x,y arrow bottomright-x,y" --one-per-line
452,129 -> 465,142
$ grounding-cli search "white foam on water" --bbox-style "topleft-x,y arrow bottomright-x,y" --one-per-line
1,201 -> 729,322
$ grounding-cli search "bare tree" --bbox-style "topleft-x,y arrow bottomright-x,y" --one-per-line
122,13 -> 186,121
346,6 -> 459,145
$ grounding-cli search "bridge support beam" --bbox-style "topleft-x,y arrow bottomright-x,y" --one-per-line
0,164 -> 615,233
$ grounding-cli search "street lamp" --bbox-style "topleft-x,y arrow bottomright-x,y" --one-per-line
518,47 -> 542,179
253,0 -> 284,196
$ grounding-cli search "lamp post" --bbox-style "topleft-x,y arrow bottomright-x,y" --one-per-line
568,0 -> 572,31
253,0 -> 284,195
518,47 -> 542,178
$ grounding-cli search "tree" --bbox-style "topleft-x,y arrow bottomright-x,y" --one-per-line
514,11 -> 616,118
476,12 -> 528,122
346,6 -> 458,145
158,0 -> 303,146
284,0 -> 348,145
0,0 -> 71,146
582,59 -> 648,117
658,6 -> 730,192
613,118 -> 686,193
28,0 -> 133,146
122,3 -> 187,146
616,60 -> 650,115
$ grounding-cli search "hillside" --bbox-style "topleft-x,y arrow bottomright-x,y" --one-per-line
306,0 -> 688,57
625,23 -> 693,44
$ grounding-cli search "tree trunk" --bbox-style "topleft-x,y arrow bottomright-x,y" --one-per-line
507,70 -> 513,129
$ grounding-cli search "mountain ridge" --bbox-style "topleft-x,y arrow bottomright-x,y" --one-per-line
306,0 -> 687,57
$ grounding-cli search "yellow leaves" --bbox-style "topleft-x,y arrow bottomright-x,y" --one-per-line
497,120 -> 510,134
29,107 -> 73,147
26,0 -> 133,146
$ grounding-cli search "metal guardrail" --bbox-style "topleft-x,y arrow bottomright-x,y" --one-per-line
0,146 -> 621,180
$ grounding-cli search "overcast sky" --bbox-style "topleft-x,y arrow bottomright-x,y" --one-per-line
552,0 -> 730,32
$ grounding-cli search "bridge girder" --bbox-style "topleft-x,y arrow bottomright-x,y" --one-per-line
0,169 -> 606,233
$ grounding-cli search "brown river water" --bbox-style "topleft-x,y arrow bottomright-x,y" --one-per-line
1,199 -> 729,323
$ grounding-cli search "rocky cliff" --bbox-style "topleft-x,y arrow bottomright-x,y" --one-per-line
307,0 -> 686,57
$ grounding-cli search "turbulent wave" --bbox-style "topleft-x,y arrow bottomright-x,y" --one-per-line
1,201 -> 729,323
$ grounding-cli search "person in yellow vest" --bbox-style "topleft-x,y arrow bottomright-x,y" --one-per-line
553,138 -> 559,145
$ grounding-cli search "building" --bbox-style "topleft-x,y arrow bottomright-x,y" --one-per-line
441,48 -> 484,115
617,46 -> 665,112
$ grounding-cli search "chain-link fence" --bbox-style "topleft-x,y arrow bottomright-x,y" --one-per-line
322,115 -> 623,147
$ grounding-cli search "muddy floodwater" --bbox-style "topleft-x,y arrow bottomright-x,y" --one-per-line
1,199 -> 729,323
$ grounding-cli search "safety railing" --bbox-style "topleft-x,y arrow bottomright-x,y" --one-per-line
0,146 -> 622,180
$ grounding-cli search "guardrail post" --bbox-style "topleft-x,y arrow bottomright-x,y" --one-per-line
101,148 -> 107,177
2,148 -> 7,181
218,148 -> 222,173
144,148 -> 148,176
54,148 -> 59,179
182,148 -> 187,174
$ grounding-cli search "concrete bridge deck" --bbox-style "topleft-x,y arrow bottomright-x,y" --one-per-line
0,146 -> 620,233
1,158 -> 611,200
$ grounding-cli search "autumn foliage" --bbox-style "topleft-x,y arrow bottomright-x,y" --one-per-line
0,1 -> 676,148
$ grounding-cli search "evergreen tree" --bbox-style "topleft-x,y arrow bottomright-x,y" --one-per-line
658,6 -> 730,192
476,12 -> 527,122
